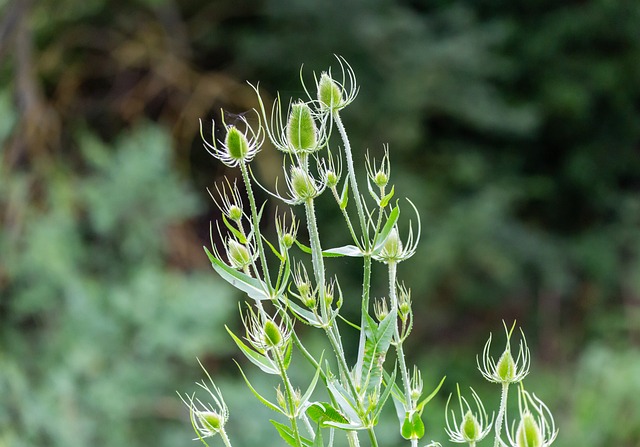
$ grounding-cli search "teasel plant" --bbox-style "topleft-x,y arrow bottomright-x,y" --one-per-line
181,57 -> 557,447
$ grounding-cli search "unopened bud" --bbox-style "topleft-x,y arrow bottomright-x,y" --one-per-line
225,126 -> 249,162
228,205 -> 243,222
287,102 -> 318,153
263,319 -> 283,347
461,410 -> 482,443
317,73 -> 342,110
290,166 -> 317,201
496,350 -> 516,383
227,239 -> 252,269
516,412 -> 542,447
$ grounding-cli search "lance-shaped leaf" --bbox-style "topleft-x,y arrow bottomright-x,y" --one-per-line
225,325 -> 278,374
322,245 -> 363,257
306,402 -> 349,427
271,420 -> 313,447
204,246 -> 271,301
222,213 -> 247,244
234,360 -> 284,415
294,240 -> 362,258
339,179 -> 349,210
326,380 -> 364,430
416,375 -> 447,415
285,298 -> 323,327
380,185 -> 395,208
360,309 -> 396,399
372,205 -> 400,254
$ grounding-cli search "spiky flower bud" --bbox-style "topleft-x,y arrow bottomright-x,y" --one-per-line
287,101 -> 318,153
228,205 -> 243,222
289,166 -> 317,201
516,412 -> 543,447
317,72 -> 343,111
506,388 -> 557,447
478,322 -> 530,384
263,319 -> 283,347
225,126 -> 250,162
445,385 -> 493,445
325,170 -> 339,189
381,227 -> 402,259
460,410 -> 482,442
374,170 -> 389,187
373,298 -> 389,322
227,239 -> 253,270
496,350 -> 517,383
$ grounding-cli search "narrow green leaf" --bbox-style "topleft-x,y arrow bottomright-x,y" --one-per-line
360,307 -> 396,397
286,299 -> 323,326
225,325 -> 278,374
262,234 -> 285,262
339,179 -> 349,210
270,420 -> 313,447
300,353 -> 324,406
204,246 -> 270,301
327,380 -> 362,427
380,185 -> 395,208
222,214 -> 247,244
283,340 -> 293,370
372,205 -> 400,254
306,402 -> 349,427
322,245 -> 363,257
234,360 -> 284,415
416,375 -> 446,414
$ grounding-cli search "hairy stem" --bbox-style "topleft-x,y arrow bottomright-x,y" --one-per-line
389,262 -> 412,405
240,162 -> 272,289
334,111 -> 368,248
494,383 -> 509,447
275,350 -> 303,447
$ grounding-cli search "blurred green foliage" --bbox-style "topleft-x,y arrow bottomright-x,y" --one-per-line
1,0 -> 640,445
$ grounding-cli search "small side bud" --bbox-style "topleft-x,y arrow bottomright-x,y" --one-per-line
373,298 -> 389,322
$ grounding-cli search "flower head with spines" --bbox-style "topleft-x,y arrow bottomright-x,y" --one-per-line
506,387 -> 558,447
445,384 -> 493,445
478,321 -> 530,384
179,359 -> 230,444
200,111 -> 263,167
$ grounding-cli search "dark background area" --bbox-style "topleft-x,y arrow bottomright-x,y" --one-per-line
1,0 -> 639,445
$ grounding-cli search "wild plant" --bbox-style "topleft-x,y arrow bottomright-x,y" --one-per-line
180,57 -> 557,447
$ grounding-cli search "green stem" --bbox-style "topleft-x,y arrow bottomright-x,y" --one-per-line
494,383 -> 509,447
389,262 -> 412,405
240,162 -> 272,290
334,111 -> 368,248
304,197 -> 379,447
220,429 -> 233,447
355,254 -> 372,384
275,350 -> 303,447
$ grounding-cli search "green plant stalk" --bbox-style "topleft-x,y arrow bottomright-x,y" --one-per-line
333,111 -> 375,392
240,161 -> 273,289
275,349 -> 304,447
493,383 -> 509,447
333,111 -> 368,248
304,196 -> 380,447
220,429 -> 233,447
355,254 -> 372,385
389,261 -> 413,432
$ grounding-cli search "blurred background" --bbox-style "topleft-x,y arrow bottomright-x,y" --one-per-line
1,0 -> 640,445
